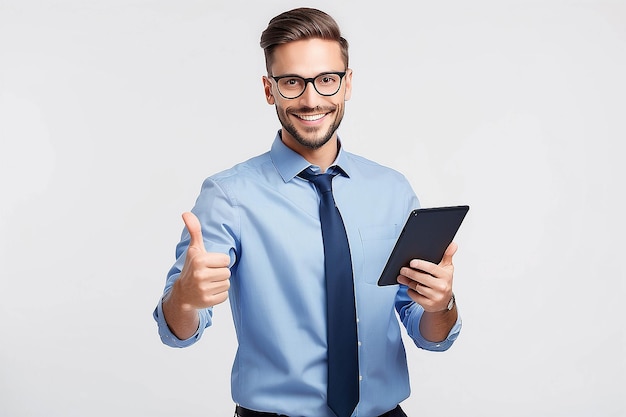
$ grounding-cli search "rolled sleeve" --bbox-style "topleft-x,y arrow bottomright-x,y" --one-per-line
396,286 -> 462,351
153,176 -> 236,348
153,293 -> 213,348
402,301 -> 462,351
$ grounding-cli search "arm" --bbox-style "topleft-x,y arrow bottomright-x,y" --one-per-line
165,212 -> 231,338
154,176 -> 239,347
155,212 -> 231,343
397,242 -> 461,345
419,302 -> 458,342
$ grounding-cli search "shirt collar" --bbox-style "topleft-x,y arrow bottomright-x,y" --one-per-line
270,131 -> 351,182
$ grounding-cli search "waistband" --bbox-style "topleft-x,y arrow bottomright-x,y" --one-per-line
235,404 -> 405,417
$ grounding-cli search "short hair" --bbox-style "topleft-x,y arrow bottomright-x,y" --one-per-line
260,7 -> 349,74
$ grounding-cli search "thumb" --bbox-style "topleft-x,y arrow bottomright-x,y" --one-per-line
439,241 -> 458,267
182,212 -> 206,252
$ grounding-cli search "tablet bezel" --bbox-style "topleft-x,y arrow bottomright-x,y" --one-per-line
377,205 -> 469,286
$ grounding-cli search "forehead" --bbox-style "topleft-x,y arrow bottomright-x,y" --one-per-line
270,38 -> 345,76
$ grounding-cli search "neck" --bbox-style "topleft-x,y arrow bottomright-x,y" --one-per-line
280,130 -> 339,172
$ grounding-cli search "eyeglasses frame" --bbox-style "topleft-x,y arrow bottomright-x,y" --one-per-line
270,71 -> 347,99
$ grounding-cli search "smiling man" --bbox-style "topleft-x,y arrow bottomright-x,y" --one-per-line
263,38 -> 349,159
154,7 -> 462,417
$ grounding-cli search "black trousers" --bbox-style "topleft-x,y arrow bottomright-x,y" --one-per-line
235,404 -> 407,417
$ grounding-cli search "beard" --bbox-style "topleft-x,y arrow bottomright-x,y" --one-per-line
275,104 -> 344,150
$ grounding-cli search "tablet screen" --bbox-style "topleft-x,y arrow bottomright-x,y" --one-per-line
377,205 -> 469,286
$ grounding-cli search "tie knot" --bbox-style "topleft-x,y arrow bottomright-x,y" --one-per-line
298,169 -> 336,194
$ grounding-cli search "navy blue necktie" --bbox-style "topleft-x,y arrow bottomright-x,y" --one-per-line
299,168 -> 359,417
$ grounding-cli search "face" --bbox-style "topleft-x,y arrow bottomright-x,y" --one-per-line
263,39 -> 352,152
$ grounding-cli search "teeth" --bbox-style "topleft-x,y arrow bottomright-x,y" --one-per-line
297,113 -> 325,121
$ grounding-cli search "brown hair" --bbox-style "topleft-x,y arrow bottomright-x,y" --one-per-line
260,7 -> 349,74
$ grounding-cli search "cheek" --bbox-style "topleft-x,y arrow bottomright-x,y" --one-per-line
274,103 -> 291,123
275,102 -> 286,115
333,102 -> 345,118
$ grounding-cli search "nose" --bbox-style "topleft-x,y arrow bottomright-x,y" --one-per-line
298,79 -> 320,107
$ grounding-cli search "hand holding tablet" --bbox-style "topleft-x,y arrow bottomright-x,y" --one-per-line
377,206 -> 470,287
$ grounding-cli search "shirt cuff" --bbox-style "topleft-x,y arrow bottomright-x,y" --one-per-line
153,295 -> 212,348
405,302 -> 462,351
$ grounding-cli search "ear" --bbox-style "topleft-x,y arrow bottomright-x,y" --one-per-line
344,68 -> 353,101
262,76 -> 275,105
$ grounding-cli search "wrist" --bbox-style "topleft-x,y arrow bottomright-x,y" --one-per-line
166,281 -> 194,313
424,293 -> 456,314
445,293 -> 455,311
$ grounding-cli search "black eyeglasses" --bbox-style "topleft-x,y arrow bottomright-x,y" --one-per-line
270,71 -> 347,99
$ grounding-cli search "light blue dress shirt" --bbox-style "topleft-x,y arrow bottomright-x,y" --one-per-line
154,133 -> 462,417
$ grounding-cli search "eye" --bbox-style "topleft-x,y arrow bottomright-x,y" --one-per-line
279,77 -> 303,90
318,75 -> 338,85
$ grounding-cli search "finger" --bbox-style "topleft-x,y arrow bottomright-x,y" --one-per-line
205,252 -> 232,269
182,212 -> 206,252
439,241 -> 458,267
399,266 -> 430,286
397,274 -> 411,287
408,259 -> 436,277
203,275 -> 231,292
398,274 -> 428,301
399,268 -> 435,292
205,290 -> 230,307
399,274 -> 447,310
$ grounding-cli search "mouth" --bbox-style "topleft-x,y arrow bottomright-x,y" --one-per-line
295,113 -> 328,121
290,108 -> 334,123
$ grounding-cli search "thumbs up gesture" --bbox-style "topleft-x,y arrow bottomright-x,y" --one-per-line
174,212 -> 231,311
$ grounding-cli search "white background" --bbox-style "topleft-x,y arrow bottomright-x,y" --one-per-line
1,1 -> 624,416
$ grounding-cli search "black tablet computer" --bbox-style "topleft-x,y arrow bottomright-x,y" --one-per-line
377,205 -> 470,286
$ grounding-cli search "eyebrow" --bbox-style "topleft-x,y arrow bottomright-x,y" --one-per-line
271,70 -> 345,78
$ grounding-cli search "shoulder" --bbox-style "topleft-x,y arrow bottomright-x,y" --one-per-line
343,151 -> 411,184
195,150 -> 289,208
201,151 -> 273,188
340,150 -> 419,210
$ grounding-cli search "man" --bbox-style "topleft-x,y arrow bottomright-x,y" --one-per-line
154,7 -> 461,417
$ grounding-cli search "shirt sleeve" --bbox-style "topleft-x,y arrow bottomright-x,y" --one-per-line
153,289 -> 214,348
153,177 -> 239,348
395,285 -> 462,351
391,178 -> 461,350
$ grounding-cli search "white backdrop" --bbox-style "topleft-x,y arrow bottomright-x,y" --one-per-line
1,1 -> 624,416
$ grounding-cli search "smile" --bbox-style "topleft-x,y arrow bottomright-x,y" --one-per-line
294,112 -> 328,121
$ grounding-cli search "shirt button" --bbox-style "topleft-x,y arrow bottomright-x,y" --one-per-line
358,341 -> 362,347
359,375 -> 363,381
